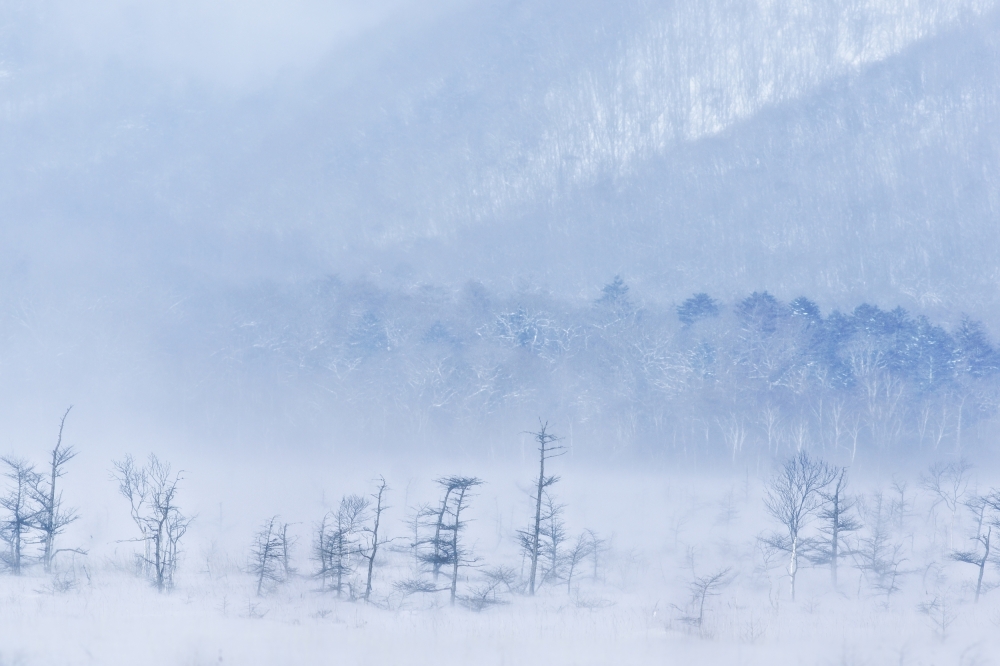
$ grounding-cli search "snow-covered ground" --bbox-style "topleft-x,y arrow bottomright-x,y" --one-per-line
3,460 -> 997,665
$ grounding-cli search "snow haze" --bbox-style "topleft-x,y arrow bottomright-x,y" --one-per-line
2,1 -> 1000,664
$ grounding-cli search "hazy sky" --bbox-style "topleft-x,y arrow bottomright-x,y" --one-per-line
3,0 -> 1000,454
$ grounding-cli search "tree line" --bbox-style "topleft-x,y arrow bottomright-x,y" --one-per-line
205,275 -> 1000,460
0,416 -> 609,609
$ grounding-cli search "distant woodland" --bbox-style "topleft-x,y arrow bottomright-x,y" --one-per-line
200,276 -> 1000,462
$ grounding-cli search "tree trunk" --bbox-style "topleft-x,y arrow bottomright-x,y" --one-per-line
789,535 -> 798,601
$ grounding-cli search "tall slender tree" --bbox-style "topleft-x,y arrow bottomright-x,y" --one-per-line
34,406 -> 79,573
816,467 -> 861,589
359,477 -> 389,603
522,421 -> 564,596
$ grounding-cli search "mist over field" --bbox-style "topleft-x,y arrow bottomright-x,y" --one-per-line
3,1 -> 1000,664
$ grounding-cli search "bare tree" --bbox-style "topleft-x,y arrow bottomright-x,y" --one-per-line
315,494 -> 369,598
917,595 -> 957,641
950,490 -> 1000,603
564,532 -> 591,594
443,477 -> 482,605
585,529 -> 607,583
0,458 -> 41,575
815,467 -> 861,589
676,568 -> 733,637
359,477 -> 389,603
761,451 -> 836,601
538,492 -> 566,588
523,421 -> 564,595
460,566 -> 518,611
422,478 -> 458,582
250,516 -> 292,596
32,406 -> 79,574
112,454 -> 192,592
921,460 -> 973,549
851,491 -> 907,602
952,526 -> 991,603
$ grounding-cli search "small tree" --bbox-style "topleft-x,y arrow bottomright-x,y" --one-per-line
950,490 -> 1000,603
851,491 -> 907,602
921,460 -> 973,549
585,529 -> 607,583
952,526 -> 991,603
676,568 -> 733,637
538,492 -> 566,588
315,494 -> 369,598
0,458 -> 41,575
761,451 -> 835,601
564,532 -> 591,594
815,467 -> 861,589
358,477 -> 389,603
112,454 -> 192,592
250,516 -> 292,596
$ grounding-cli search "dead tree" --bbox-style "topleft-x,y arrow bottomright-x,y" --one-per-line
952,526 -> 991,603
112,454 -> 192,592
460,566 -> 517,611
422,478 -> 458,582
538,492 -> 566,587
564,532 -> 591,594
315,494 -> 369,598
523,421 -> 564,595
443,477 -> 483,605
250,516 -> 291,596
359,477 -> 389,603
585,529 -> 607,582
676,568 -> 733,636
815,467 -> 861,589
32,406 -> 79,573
0,458 -> 42,575
920,460 -> 973,549
761,451 -> 835,601
851,491 -> 907,602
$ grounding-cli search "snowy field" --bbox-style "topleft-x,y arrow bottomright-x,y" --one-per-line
1,457 -> 997,665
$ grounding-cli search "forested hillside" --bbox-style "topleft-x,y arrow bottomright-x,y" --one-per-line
179,277 -> 1000,462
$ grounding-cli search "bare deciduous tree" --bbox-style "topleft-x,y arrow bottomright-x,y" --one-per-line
112,454 -> 192,592
761,451 -> 835,601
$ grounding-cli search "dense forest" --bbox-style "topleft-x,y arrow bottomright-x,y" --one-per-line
195,276 -> 1000,462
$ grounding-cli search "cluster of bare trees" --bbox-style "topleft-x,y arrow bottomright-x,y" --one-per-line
308,477 -> 390,602
0,407 -> 82,576
232,424 -> 607,609
249,516 -> 294,595
111,454 -> 192,592
759,453 -> 1000,608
